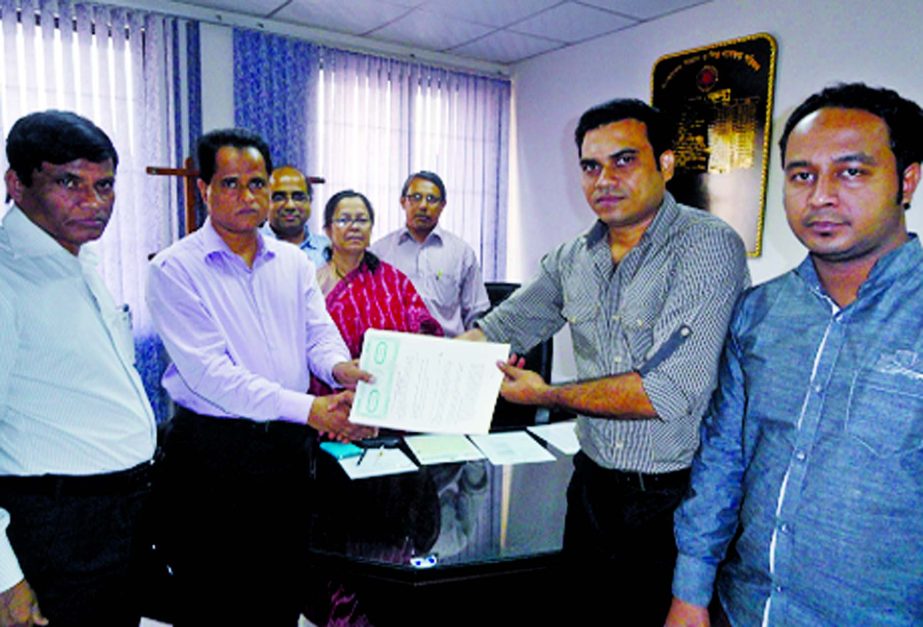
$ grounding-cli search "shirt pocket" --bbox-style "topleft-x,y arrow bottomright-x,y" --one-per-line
561,299 -> 599,348
846,366 -> 923,456
421,272 -> 461,318
104,304 -> 137,365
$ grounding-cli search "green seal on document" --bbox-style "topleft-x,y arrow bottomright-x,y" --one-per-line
356,336 -> 398,418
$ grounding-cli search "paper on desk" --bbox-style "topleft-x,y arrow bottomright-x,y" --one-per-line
404,434 -> 486,465
468,431 -> 556,465
350,329 -> 510,435
338,447 -> 418,480
527,421 -> 580,455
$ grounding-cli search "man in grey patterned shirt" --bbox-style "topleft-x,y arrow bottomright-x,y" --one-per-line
460,99 -> 749,624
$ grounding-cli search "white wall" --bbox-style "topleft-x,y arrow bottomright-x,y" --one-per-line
200,23 -> 235,132
509,0 -> 923,380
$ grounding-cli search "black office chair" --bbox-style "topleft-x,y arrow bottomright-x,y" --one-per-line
484,282 -> 554,430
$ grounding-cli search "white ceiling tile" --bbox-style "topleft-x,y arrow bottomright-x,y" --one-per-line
275,0 -> 411,35
419,0 -> 561,27
512,3 -> 636,43
369,10 -> 495,51
174,0 -> 287,17
166,0 -> 719,65
450,30 -> 563,64
578,0 -> 713,20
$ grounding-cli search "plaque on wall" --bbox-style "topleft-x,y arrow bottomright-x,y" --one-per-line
652,33 -> 777,256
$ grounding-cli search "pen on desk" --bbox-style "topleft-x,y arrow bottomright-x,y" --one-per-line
356,448 -> 368,466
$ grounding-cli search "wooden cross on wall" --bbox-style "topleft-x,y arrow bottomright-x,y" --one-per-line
146,158 -> 326,235
146,157 -> 200,235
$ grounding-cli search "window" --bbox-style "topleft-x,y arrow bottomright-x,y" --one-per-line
313,48 -> 510,279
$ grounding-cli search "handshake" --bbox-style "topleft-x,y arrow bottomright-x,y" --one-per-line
308,360 -> 378,442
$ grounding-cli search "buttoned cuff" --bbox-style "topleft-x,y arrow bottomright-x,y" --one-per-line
672,553 -> 718,607
315,354 -> 350,391
276,389 -> 316,425
0,514 -> 24,593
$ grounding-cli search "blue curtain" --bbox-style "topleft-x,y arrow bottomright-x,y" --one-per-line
231,30 -> 510,281
233,29 -> 318,172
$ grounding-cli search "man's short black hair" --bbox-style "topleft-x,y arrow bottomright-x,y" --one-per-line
6,110 -> 118,186
400,170 -> 446,202
196,128 -> 272,184
779,82 -> 923,180
574,99 -> 675,161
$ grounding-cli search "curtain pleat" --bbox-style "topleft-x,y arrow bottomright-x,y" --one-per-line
230,31 -> 510,279
312,46 -> 510,280
232,28 -> 316,173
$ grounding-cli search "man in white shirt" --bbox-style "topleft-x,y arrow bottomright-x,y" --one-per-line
370,170 -> 490,336
0,110 -> 156,626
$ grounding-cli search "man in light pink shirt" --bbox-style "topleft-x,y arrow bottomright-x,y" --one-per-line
147,128 -> 373,626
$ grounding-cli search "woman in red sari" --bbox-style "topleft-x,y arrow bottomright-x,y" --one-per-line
306,191 -> 442,626
310,190 -> 442,396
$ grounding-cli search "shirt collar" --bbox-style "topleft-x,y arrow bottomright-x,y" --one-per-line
584,191 -> 679,249
795,233 -> 922,299
398,223 -> 444,245
261,222 -> 326,251
302,228 -> 327,250
3,204 -> 93,265
201,217 -> 275,264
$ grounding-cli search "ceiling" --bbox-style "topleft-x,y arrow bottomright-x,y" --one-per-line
170,0 -> 714,66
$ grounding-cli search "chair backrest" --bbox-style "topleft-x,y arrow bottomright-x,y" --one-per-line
484,282 -> 554,430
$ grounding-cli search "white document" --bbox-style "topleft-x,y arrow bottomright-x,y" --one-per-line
468,431 -> 556,465
338,447 -> 418,480
527,421 -> 580,455
350,329 -> 510,435
404,434 -> 486,465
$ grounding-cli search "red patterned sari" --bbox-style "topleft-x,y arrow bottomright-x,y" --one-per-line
310,260 -> 443,395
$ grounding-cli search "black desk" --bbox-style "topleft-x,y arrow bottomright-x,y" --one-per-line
139,433 -> 576,625
306,443 -> 575,626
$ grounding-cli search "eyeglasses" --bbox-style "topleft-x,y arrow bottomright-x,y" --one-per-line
332,216 -> 372,228
404,193 -> 442,205
271,191 -> 310,203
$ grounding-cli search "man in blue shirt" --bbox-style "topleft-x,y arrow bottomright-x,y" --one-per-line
668,83 -> 923,626
264,164 -> 329,268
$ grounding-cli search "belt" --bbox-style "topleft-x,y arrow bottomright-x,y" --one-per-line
607,467 -> 690,491
0,460 -> 153,497
575,451 -> 690,491
173,406 -> 313,440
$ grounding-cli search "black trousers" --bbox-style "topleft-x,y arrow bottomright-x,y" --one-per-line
561,451 -> 690,627
156,408 -> 317,627
0,465 -> 150,627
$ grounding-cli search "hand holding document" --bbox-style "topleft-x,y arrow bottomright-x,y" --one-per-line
350,329 -> 510,435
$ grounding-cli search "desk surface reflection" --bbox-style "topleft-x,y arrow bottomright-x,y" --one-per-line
307,442 -> 575,625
